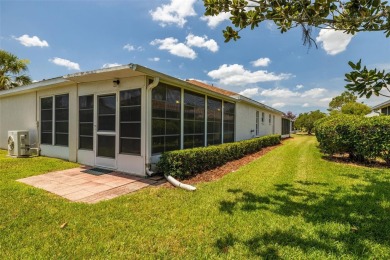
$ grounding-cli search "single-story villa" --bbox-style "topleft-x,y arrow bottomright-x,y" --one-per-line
0,64 -> 291,176
372,100 -> 390,115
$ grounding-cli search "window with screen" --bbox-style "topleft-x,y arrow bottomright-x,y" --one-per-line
79,95 -> 93,150
262,112 -> 265,124
55,94 -> 69,146
223,102 -> 235,143
120,89 -> 141,155
184,90 -> 205,149
152,83 -> 181,154
207,97 -> 222,145
40,97 -> 53,144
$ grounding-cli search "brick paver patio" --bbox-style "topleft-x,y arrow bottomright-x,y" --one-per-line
17,167 -> 166,203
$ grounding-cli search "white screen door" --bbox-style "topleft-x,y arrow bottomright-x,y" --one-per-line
95,94 -> 116,169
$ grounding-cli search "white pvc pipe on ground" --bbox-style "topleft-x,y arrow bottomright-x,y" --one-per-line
165,175 -> 196,191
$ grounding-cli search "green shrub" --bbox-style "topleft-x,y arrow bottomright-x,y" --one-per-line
157,135 -> 281,179
315,115 -> 390,164
315,115 -> 361,157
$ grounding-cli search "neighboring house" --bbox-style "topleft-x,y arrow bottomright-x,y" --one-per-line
0,64 -> 290,176
372,100 -> 390,115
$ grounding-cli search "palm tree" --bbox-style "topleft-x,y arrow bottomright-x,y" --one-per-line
0,50 -> 32,90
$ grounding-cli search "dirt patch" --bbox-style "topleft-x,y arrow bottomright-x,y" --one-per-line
162,140 -> 287,187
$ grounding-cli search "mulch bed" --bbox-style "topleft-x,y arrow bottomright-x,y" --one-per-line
162,139 -> 288,187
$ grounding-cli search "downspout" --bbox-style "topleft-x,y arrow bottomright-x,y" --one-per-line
35,91 -> 41,155
145,77 -> 159,175
144,76 -> 196,191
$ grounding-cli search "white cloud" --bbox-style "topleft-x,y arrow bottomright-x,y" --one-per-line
102,63 -> 121,68
150,37 -> 196,59
320,97 -> 332,102
200,12 -> 231,28
49,57 -> 80,70
123,44 -> 143,52
316,27 -> 354,55
207,64 -> 291,86
295,84 -> 304,89
272,102 -> 286,108
14,34 -> 49,47
148,57 -> 160,62
260,88 -> 299,98
123,44 -> 135,51
251,58 -> 271,67
150,0 -> 197,27
302,103 -> 310,107
186,34 -> 218,52
239,88 -> 259,98
301,88 -> 327,98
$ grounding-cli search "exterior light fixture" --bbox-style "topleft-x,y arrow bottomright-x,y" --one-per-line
113,79 -> 120,87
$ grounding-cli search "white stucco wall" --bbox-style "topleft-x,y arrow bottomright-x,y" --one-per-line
235,102 -> 282,141
0,92 -> 37,150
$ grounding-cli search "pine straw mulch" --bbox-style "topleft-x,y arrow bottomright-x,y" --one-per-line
163,139 -> 287,187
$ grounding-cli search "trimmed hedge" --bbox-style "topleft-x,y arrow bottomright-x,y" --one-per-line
157,134 -> 281,179
315,115 -> 390,164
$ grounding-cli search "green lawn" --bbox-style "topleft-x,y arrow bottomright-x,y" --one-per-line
1,135 -> 390,259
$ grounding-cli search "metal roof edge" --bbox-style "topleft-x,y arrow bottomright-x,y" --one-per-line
130,64 -> 237,102
232,94 -> 284,115
372,99 -> 390,110
0,77 -> 70,98
63,64 -> 134,79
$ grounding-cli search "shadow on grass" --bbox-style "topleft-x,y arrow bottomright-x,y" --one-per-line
321,155 -> 389,169
216,172 -> 390,258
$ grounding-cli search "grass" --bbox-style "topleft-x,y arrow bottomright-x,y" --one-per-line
1,135 -> 390,259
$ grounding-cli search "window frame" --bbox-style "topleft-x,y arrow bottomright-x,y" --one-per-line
78,95 -> 94,151
40,94 -> 69,147
151,83 -> 181,155
223,101 -> 235,143
207,97 -> 222,146
183,90 -> 205,149
119,88 -> 142,155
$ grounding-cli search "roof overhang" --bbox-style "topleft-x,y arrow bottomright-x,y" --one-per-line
372,99 -> 390,110
0,77 -> 70,98
232,94 -> 284,115
63,65 -> 145,83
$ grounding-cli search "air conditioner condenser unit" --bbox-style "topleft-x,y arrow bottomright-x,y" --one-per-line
8,130 -> 30,157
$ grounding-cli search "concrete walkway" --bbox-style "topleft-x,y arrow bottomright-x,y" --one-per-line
17,167 -> 166,203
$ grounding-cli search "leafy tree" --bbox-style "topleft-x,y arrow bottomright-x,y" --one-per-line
341,102 -> 372,116
328,91 -> 357,111
295,110 -> 326,135
345,59 -> 390,98
283,111 -> 296,120
203,0 -> 390,97
0,50 -> 32,90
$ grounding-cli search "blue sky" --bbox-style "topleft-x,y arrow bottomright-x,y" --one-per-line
1,0 -> 389,114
